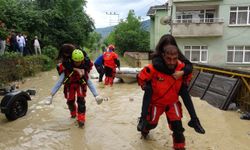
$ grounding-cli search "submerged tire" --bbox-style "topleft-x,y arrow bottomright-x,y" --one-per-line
5,96 -> 28,121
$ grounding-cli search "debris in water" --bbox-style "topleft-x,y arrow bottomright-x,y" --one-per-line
247,131 -> 250,136
240,112 -> 250,120
227,103 -> 237,110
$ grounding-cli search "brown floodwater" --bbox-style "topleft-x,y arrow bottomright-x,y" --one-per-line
0,69 -> 249,150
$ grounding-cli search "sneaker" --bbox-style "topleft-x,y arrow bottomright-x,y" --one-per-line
95,95 -> 104,105
78,121 -> 85,128
188,118 -> 205,134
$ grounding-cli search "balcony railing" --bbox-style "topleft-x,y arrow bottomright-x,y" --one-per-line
173,18 -> 224,24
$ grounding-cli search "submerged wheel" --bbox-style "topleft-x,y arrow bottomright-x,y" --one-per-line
5,96 -> 28,121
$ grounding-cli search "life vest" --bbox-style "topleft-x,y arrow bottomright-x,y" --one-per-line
137,61 -> 185,106
103,51 -> 118,68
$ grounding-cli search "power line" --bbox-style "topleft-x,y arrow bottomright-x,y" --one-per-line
105,12 -> 120,26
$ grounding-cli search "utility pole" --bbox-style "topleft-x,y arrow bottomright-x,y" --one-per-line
105,12 -> 120,26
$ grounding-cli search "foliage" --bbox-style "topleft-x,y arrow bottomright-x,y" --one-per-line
103,31 -> 115,47
85,32 -> 102,52
42,45 -> 58,60
0,52 -> 54,85
0,28 -> 8,39
35,55 -> 54,71
0,0 -> 94,48
104,10 -> 150,54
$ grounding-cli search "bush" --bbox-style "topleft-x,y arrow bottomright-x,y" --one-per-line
42,45 -> 58,60
0,51 -> 21,59
0,28 -> 8,39
0,53 -> 54,85
36,55 -> 54,71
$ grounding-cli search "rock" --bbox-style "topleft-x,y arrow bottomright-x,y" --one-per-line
228,103 -> 237,110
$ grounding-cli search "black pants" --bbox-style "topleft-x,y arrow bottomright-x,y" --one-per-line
104,66 -> 113,77
94,64 -> 104,82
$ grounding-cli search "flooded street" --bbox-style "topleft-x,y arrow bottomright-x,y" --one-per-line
0,69 -> 250,150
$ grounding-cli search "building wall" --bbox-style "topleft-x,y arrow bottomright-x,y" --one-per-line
149,0 -> 250,66
173,0 -> 250,66
150,19 -> 155,50
149,10 -> 171,50
123,52 -> 151,67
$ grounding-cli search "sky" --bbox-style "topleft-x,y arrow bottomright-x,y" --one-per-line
85,0 -> 167,28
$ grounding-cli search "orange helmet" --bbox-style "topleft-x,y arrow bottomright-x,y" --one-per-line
108,44 -> 115,51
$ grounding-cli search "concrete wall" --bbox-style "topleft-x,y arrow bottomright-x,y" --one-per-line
123,52 -> 151,67
172,22 -> 224,37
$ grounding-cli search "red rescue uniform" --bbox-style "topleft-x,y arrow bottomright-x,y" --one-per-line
103,51 -> 119,85
137,60 -> 186,149
63,61 -> 92,123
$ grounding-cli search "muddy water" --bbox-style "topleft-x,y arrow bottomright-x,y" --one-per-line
0,69 -> 250,150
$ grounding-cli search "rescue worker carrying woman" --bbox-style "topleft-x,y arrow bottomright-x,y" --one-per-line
137,45 -> 187,150
63,49 -> 93,127
103,44 -> 120,86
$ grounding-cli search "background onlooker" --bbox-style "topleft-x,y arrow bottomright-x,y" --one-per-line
0,21 -> 7,55
33,36 -> 41,55
16,33 -> 26,56
9,31 -> 18,52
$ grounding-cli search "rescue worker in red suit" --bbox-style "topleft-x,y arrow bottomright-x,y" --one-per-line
63,49 -> 93,127
137,45 -> 188,150
103,44 -> 120,86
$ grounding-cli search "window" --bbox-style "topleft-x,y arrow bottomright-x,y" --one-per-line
184,46 -> 208,63
230,6 -> 250,25
176,9 -> 216,23
227,46 -> 250,63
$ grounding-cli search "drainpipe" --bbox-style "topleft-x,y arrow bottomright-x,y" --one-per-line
169,0 -> 173,35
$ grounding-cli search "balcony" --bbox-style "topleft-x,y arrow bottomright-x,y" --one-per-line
172,18 -> 224,37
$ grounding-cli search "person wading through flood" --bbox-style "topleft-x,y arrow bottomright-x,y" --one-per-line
46,44 -> 104,105
137,34 -> 205,135
103,44 -> 120,86
94,54 -> 105,82
62,49 -> 93,127
137,45 -> 188,150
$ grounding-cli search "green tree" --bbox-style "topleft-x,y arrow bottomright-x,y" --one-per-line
86,32 -> 102,51
105,10 -> 150,54
103,31 -> 115,47
0,0 -> 94,50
